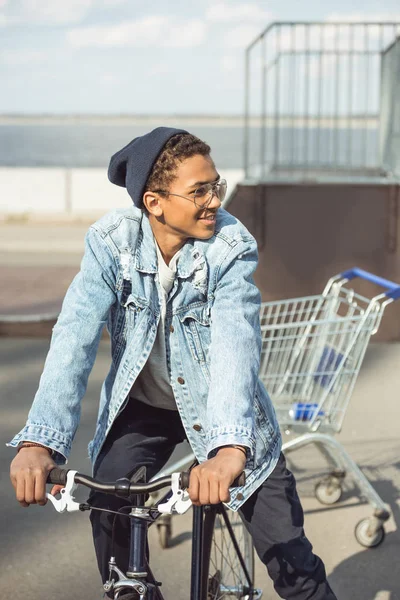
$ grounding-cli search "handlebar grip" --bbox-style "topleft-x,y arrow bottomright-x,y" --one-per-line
180,471 -> 246,489
47,467 -> 69,485
180,472 -> 190,489
180,472 -> 191,489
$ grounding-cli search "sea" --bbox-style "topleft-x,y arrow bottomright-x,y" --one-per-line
0,121 -> 379,170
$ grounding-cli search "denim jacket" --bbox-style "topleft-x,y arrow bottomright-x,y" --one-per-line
8,207 -> 281,510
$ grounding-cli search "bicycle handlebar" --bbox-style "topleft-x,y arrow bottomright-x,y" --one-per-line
47,467 -> 246,496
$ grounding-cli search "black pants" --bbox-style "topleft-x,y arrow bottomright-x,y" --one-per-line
89,399 -> 337,599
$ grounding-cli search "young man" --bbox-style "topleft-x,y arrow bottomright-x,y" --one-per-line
9,128 -> 337,599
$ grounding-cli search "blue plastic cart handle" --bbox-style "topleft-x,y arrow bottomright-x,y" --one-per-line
341,267 -> 400,300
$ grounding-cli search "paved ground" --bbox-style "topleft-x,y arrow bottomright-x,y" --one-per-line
1,222 -> 400,599
0,222 -> 86,317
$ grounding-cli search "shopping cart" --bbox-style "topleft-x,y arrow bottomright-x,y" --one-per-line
259,267 -> 400,548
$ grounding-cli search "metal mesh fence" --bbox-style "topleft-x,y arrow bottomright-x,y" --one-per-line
244,22 -> 400,180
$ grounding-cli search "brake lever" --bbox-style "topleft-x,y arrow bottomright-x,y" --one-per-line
46,470 -> 81,513
158,472 -> 192,515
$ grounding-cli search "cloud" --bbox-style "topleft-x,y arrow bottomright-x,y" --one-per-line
100,73 -> 121,84
0,0 -> 130,26
67,16 -> 166,48
0,49 -> 47,65
220,55 -> 238,73
223,24 -> 261,48
206,2 -> 271,23
149,64 -> 172,77
163,20 -> 206,48
0,0 -> 9,26
3,0 -> 94,25
101,0 -> 127,5
326,13 -> 400,23
67,16 -> 207,48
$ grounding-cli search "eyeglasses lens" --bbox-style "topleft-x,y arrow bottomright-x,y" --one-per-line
194,180 -> 227,208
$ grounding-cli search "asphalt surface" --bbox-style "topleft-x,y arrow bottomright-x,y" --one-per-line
0,222 -> 87,318
1,222 -> 400,599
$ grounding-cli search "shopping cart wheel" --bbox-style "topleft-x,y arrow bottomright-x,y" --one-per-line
354,518 -> 385,548
157,514 -> 172,549
314,478 -> 343,505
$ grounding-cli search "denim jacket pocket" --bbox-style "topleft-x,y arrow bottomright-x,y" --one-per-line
113,293 -> 147,362
122,293 -> 147,336
178,302 -> 211,364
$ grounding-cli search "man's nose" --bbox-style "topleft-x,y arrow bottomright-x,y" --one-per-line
209,190 -> 222,209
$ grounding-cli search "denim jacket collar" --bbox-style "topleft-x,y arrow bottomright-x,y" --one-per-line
134,212 -> 206,280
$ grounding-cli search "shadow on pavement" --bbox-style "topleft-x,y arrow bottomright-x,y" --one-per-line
167,531 -> 193,548
330,476 -> 400,600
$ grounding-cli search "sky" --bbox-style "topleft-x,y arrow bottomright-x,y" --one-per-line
1,0 -> 400,115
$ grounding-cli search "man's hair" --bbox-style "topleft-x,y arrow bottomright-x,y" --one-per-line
145,133 -> 211,194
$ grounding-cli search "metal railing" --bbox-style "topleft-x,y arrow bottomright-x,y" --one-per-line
244,22 -> 400,180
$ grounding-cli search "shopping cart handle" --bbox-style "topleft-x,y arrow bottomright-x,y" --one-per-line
341,267 -> 400,300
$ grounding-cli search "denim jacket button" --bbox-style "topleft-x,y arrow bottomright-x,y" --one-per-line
236,492 -> 244,501
193,423 -> 202,432
177,377 -> 185,385
170,325 -> 174,333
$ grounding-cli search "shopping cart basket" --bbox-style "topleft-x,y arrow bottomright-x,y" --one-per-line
259,267 -> 400,547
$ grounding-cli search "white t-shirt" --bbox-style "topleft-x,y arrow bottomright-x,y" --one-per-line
129,243 -> 180,410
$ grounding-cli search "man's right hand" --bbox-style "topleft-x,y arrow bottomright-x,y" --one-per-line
10,447 -> 61,507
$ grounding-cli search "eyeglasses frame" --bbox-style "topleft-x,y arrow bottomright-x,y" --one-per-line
152,178 -> 227,210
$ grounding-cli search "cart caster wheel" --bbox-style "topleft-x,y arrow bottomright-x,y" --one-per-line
314,479 -> 342,505
354,518 -> 385,548
157,522 -> 172,549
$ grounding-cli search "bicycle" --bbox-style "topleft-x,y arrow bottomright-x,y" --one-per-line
46,465 -> 262,600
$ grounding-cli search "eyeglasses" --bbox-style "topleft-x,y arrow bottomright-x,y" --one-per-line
153,178 -> 227,209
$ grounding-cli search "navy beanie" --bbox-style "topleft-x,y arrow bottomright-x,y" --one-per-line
108,126 -> 188,208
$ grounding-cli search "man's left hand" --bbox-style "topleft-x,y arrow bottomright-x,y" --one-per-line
188,447 -> 246,505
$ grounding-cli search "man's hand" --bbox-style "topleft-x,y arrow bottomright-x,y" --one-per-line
188,447 -> 246,506
10,447 -> 61,507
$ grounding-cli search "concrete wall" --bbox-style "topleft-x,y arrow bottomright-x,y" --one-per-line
0,168 -> 244,216
227,182 -> 400,341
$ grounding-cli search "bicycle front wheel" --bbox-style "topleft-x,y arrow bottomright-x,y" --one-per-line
202,505 -> 255,599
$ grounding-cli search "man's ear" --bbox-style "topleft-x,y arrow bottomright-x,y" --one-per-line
143,192 -> 163,217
